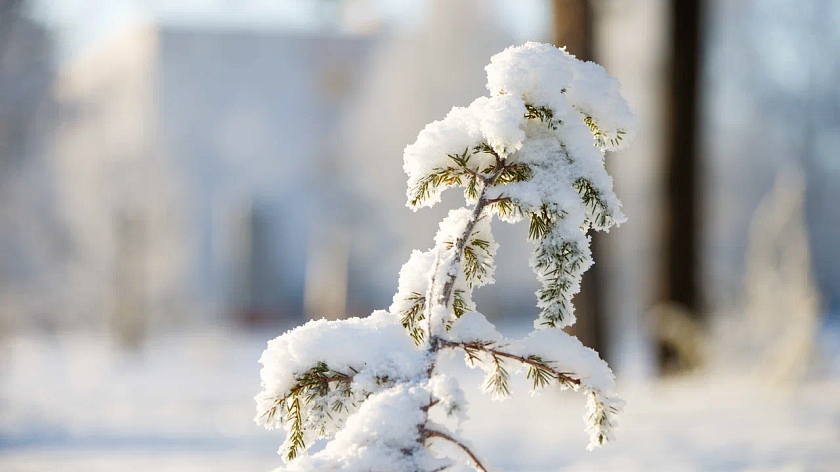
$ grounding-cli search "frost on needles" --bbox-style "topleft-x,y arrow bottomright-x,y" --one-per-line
255,42 -> 636,472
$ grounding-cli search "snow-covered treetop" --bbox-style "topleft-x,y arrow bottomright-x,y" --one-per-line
404,41 -> 635,328
255,43 -> 635,472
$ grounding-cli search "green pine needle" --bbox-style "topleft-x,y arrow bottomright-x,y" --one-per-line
524,104 -> 559,130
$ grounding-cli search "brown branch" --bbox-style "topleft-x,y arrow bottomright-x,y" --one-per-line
286,375 -> 352,397
436,339 -> 582,387
424,429 -> 488,472
425,251 -> 442,354
460,165 -> 492,185
485,196 -> 511,205
420,399 -> 440,412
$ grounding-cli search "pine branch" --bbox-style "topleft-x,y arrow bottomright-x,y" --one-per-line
443,236 -> 493,288
483,352 -> 511,399
434,289 -> 471,333
452,289 -> 469,319
572,177 -> 614,229
521,202 -> 592,328
260,363 -> 364,461
524,103 -> 559,130
285,395 -> 305,461
583,115 -> 627,149
525,355 -> 553,390
527,204 -> 570,241
408,147 -> 496,208
486,196 -> 523,220
418,143 -> 509,468
398,292 -> 426,345
408,167 -> 463,208
495,163 -> 532,185
436,339 -> 582,389
533,235 -> 589,328
481,162 -> 531,185
586,391 -> 620,447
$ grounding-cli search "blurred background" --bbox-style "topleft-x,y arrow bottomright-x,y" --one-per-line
1,0 -> 839,471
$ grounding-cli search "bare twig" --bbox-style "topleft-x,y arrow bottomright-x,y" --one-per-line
424,428 -> 488,472
485,196 -> 511,205
420,399 -> 440,412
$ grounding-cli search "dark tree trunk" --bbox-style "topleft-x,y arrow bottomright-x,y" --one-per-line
552,0 -> 607,358
553,0 -> 593,61
659,0 -> 705,372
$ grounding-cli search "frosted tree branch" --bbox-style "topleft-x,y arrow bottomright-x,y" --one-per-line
254,42 -> 635,472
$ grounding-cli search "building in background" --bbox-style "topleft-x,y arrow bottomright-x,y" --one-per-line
35,0 -> 534,336
47,25 -> 375,335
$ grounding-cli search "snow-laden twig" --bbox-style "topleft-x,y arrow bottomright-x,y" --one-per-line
424,428 -> 489,472
435,339 -> 582,387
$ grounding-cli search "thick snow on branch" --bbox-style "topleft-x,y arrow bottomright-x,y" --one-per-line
279,383 -> 443,472
446,311 -> 623,449
255,312 -> 428,459
486,42 -> 635,151
403,95 -> 527,210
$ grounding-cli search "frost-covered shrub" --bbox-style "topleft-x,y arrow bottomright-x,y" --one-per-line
255,42 -> 636,472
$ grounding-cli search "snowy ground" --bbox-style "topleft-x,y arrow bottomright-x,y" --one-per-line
1,328 -> 839,472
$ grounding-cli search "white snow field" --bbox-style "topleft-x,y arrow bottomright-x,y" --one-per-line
1,328 -> 838,472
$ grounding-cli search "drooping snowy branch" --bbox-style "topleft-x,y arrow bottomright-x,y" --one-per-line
442,311 -> 624,449
256,42 -> 635,472
255,312 -> 428,461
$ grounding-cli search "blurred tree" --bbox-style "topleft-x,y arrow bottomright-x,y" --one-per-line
553,0 -> 592,60
658,0 -> 705,374
0,0 -> 62,334
0,0 -> 53,173
552,0 -> 608,358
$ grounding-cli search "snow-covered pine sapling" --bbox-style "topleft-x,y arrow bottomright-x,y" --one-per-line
255,42 -> 636,472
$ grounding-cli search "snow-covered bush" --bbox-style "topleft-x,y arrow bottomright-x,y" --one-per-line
255,42 -> 636,472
